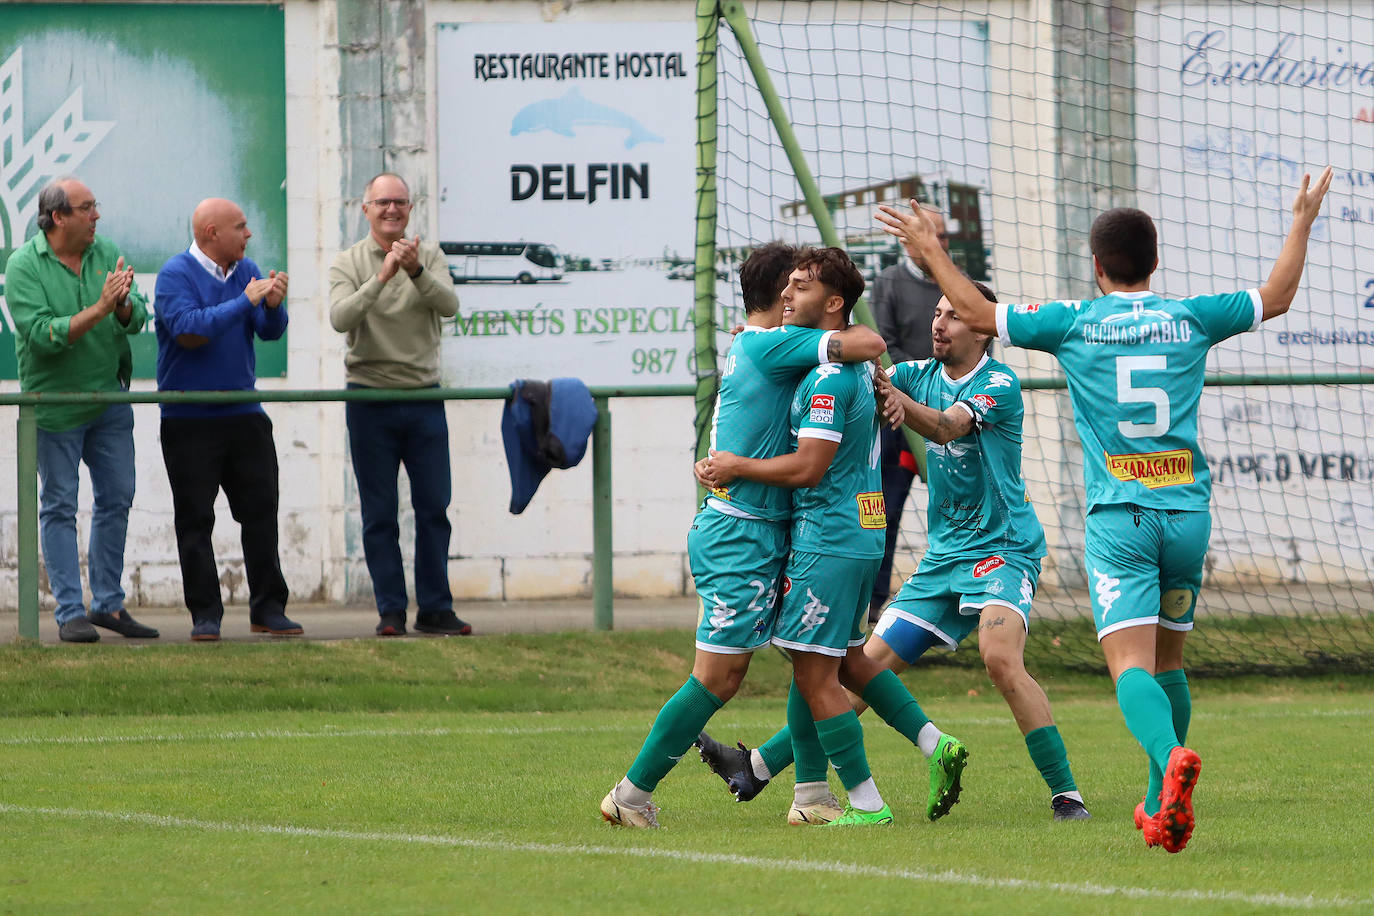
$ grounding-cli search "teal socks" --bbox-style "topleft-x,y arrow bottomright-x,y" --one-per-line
1144,668 -> 1191,814
1024,725 -> 1078,796
786,678 -> 829,784
758,725 -> 796,778
861,668 -> 932,749
626,675 -> 724,792
814,710 -> 872,791
1115,667 -> 1179,799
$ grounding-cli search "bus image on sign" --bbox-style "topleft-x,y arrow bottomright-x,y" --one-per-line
440,242 -> 564,284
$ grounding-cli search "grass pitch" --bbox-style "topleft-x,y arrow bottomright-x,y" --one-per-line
1,632 -> 1371,914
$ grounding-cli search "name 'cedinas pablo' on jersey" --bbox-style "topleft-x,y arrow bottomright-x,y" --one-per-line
1080,305 -> 1195,346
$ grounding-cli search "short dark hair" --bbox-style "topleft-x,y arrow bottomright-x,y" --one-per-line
738,241 -> 798,314
1089,208 -> 1157,286
970,281 -> 998,352
792,246 -> 865,322
36,181 -> 72,233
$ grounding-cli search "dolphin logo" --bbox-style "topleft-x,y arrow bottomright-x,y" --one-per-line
510,87 -> 663,149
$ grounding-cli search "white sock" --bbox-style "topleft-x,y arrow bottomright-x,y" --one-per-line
1054,790 -> 1084,804
916,722 -> 943,758
616,776 -> 651,808
846,778 -> 884,812
750,748 -> 773,781
793,781 -> 831,805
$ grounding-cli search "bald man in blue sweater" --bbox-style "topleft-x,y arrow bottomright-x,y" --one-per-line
155,198 -> 300,641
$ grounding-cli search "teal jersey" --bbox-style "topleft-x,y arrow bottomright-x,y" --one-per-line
889,354 -> 1047,561
788,362 -> 885,559
706,324 -> 837,520
999,288 -> 1262,512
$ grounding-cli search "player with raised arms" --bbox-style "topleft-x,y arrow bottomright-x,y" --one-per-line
697,281 -> 1090,823
875,166 -> 1334,852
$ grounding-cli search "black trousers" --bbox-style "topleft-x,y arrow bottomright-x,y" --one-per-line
160,413 -> 289,623
873,424 -> 917,609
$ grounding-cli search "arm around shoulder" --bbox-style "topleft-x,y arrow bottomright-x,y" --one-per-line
828,323 -> 886,362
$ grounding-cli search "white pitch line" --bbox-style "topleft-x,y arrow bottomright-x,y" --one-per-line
0,803 -> 1365,910
0,724 -> 640,747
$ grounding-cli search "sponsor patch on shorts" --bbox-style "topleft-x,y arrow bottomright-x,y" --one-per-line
972,555 -> 1004,578
857,491 -> 886,529
1105,448 -> 1195,489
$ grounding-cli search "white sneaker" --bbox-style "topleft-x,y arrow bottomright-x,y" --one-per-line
601,788 -> 661,828
788,792 -> 844,825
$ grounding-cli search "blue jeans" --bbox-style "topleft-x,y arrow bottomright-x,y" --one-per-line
36,403 -> 136,624
345,390 -> 453,617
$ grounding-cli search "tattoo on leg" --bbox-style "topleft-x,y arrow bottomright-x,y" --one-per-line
979,616 -> 1007,631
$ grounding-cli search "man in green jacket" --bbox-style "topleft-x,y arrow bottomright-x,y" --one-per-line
6,177 -> 158,643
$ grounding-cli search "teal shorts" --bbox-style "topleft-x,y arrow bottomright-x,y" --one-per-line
688,506 -> 789,654
881,552 -> 1040,651
1082,503 -> 1210,639
771,550 -> 879,657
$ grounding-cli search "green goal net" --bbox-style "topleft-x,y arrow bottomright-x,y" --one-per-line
700,0 -> 1374,674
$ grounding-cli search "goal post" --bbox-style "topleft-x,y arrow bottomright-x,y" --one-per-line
695,0 -> 1374,674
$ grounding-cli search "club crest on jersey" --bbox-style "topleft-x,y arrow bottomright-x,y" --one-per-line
809,394 -> 835,424
986,371 -> 1013,389
972,555 -> 1005,578
970,393 -> 997,413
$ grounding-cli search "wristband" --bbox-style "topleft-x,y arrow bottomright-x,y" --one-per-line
407,264 -> 424,279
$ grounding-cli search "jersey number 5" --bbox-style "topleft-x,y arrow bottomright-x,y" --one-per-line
1115,355 -> 1169,438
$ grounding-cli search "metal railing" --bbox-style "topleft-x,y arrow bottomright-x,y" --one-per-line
2,384 -> 695,641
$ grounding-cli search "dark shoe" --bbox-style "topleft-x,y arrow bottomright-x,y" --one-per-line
1052,795 -> 1092,821
695,731 -> 769,802
414,610 -> 472,636
250,611 -> 304,636
89,609 -> 160,639
190,620 -> 222,641
58,618 -> 100,643
376,612 -> 407,637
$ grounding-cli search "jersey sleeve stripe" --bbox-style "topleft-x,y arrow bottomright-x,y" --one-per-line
995,302 -> 1011,346
817,330 -> 836,365
798,429 -> 843,443
1246,288 -> 1263,331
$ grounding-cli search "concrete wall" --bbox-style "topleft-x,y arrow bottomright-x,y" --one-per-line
0,0 -> 1084,610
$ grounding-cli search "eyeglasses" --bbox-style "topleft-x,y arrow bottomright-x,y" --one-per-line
366,198 -> 411,209
69,201 -> 99,214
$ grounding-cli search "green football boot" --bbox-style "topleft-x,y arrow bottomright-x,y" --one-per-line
927,734 -> 969,821
823,803 -> 894,826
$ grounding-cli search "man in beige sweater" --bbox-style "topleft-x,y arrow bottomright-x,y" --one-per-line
329,173 -> 468,636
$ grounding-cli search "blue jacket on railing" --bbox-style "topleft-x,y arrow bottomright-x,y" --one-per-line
502,378 -> 598,514
153,251 -> 288,418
